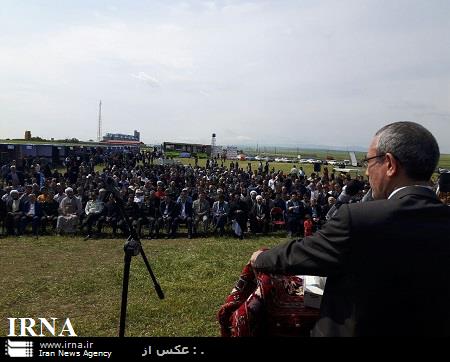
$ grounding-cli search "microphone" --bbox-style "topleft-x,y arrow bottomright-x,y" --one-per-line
362,188 -> 374,202
345,180 -> 364,197
439,172 -> 450,193
326,180 -> 365,220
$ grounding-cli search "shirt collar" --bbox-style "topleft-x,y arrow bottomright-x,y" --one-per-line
388,185 -> 433,199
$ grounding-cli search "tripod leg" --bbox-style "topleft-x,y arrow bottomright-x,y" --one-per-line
139,247 -> 165,300
119,252 -> 132,337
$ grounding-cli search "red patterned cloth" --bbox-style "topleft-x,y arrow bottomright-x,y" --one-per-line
218,260 -> 320,337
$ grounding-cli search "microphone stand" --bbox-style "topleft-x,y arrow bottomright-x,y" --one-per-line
106,181 -> 164,337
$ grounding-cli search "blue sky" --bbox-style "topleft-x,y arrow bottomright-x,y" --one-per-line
1,0 -> 450,152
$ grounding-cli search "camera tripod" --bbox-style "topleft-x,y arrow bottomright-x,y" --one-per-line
105,179 -> 164,337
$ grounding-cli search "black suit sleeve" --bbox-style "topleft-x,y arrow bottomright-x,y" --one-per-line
253,204 -> 352,277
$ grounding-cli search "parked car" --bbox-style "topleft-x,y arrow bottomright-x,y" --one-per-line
275,157 -> 289,163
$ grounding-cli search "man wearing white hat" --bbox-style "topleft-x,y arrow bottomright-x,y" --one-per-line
249,195 -> 268,234
56,187 -> 82,234
5,190 -> 24,236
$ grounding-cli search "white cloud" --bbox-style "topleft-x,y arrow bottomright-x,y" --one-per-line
131,72 -> 160,87
0,1 -> 449,152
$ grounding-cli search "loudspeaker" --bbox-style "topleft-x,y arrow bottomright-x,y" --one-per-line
313,162 -> 321,172
439,173 -> 450,193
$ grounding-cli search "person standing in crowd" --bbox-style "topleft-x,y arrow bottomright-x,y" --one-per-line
303,214 -> 314,237
251,122 -> 450,336
272,192 -> 286,212
285,191 -> 304,237
6,165 -> 24,188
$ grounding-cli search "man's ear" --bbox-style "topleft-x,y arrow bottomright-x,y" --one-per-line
385,153 -> 399,177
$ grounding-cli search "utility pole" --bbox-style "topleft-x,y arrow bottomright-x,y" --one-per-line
211,133 -> 216,158
97,100 -> 102,142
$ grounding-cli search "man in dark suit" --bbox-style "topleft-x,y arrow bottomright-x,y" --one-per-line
158,193 -> 178,239
211,193 -> 229,237
5,190 -> 29,236
249,195 -> 268,234
229,192 -> 249,239
136,190 -> 160,239
20,193 -> 42,236
285,191 -> 305,237
5,165 -> 25,188
173,188 -> 193,239
251,121 -> 450,336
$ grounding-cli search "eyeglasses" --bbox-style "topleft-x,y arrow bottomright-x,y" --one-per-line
361,154 -> 386,168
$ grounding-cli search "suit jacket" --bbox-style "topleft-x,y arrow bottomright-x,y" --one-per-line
212,201 -> 229,217
0,198 -> 6,218
6,198 -> 29,214
176,200 -> 193,218
159,200 -> 178,218
22,201 -> 43,218
140,199 -> 160,218
6,171 -> 25,186
193,199 -> 210,216
250,203 -> 268,219
273,198 -> 287,212
285,199 -> 305,218
254,187 -> 450,336
229,200 -> 248,220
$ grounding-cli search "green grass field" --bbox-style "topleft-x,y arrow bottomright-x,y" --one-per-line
0,233 -> 284,337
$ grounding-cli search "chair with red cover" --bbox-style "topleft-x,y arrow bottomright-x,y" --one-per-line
270,207 -> 286,232
217,259 -> 320,337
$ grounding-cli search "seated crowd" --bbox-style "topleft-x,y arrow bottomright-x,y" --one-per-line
0,150 -> 390,240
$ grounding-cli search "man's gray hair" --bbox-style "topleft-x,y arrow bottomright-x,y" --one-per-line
375,121 -> 439,181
